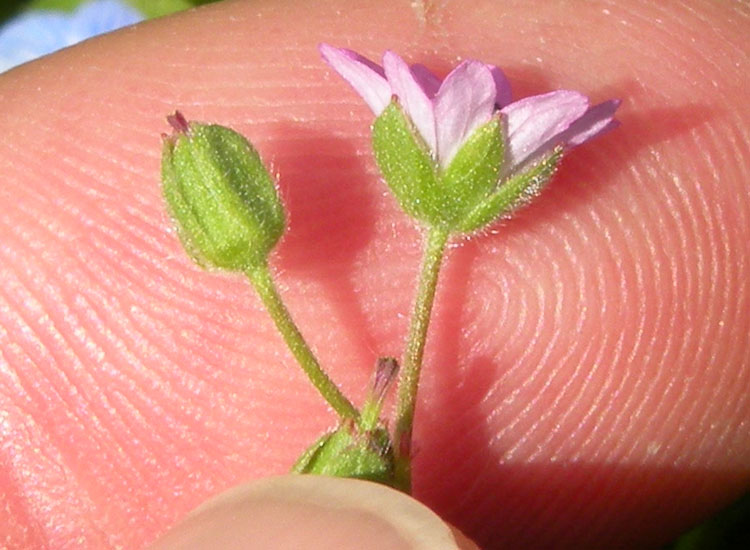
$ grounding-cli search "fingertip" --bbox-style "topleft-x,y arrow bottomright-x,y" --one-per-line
148,475 -> 477,550
452,526 -> 483,550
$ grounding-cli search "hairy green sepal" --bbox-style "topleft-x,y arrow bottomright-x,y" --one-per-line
292,422 -> 395,485
439,114 -> 504,227
162,123 -> 285,271
292,357 -> 399,488
456,147 -> 563,233
372,102 -> 440,225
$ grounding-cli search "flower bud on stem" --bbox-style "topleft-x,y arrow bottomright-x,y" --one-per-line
161,111 -> 357,420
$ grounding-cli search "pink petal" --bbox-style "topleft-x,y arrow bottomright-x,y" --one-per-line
383,50 -> 436,151
502,90 -> 590,167
433,60 -> 497,167
489,65 -> 513,107
409,64 -> 441,98
319,43 -> 391,115
558,99 -> 621,147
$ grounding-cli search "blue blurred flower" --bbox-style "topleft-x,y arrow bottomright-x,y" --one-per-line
0,0 -> 143,73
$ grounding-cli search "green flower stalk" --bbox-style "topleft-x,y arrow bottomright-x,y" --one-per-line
161,111 -> 402,487
320,44 -> 620,491
161,111 -> 357,420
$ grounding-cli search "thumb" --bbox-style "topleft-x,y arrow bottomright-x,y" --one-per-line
148,475 -> 479,550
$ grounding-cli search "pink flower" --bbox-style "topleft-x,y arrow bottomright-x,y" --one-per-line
319,44 -> 619,171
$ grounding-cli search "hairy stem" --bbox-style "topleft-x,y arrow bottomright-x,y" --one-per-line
246,263 -> 358,420
393,226 -> 449,492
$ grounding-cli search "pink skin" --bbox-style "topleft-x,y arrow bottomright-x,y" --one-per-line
0,1 -> 748,549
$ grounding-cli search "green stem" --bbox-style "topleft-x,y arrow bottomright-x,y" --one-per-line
246,263 -> 358,420
394,226 -> 450,492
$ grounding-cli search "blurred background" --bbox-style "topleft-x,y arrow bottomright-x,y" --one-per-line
0,0 -> 218,72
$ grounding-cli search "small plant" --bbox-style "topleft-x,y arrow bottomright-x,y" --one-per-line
160,45 -> 620,494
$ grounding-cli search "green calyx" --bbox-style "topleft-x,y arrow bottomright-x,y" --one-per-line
161,113 -> 285,272
292,357 -> 400,489
370,106 -> 565,492
292,422 -> 395,486
456,147 -> 563,233
371,100 -> 563,235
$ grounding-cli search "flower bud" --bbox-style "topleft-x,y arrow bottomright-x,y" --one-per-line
161,112 -> 285,271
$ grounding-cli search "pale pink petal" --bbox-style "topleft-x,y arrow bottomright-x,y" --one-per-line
558,99 -> 621,147
501,90 -> 590,167
383,50 -> 436,151
489,66 -> 512,107
409,64 -> 441,98
433,60 -> 497,167
319,43 -> 391,115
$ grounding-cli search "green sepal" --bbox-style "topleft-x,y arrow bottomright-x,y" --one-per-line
161,118 -> 285,272
372,100 -> 507,232
438,115 -> 504,227
291,421 -> 396,487
372,101 -> 440,224
291,357 -> 399,488
457,147 -> 563,234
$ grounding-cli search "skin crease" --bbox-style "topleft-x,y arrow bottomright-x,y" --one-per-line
0,0 -> 748,548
